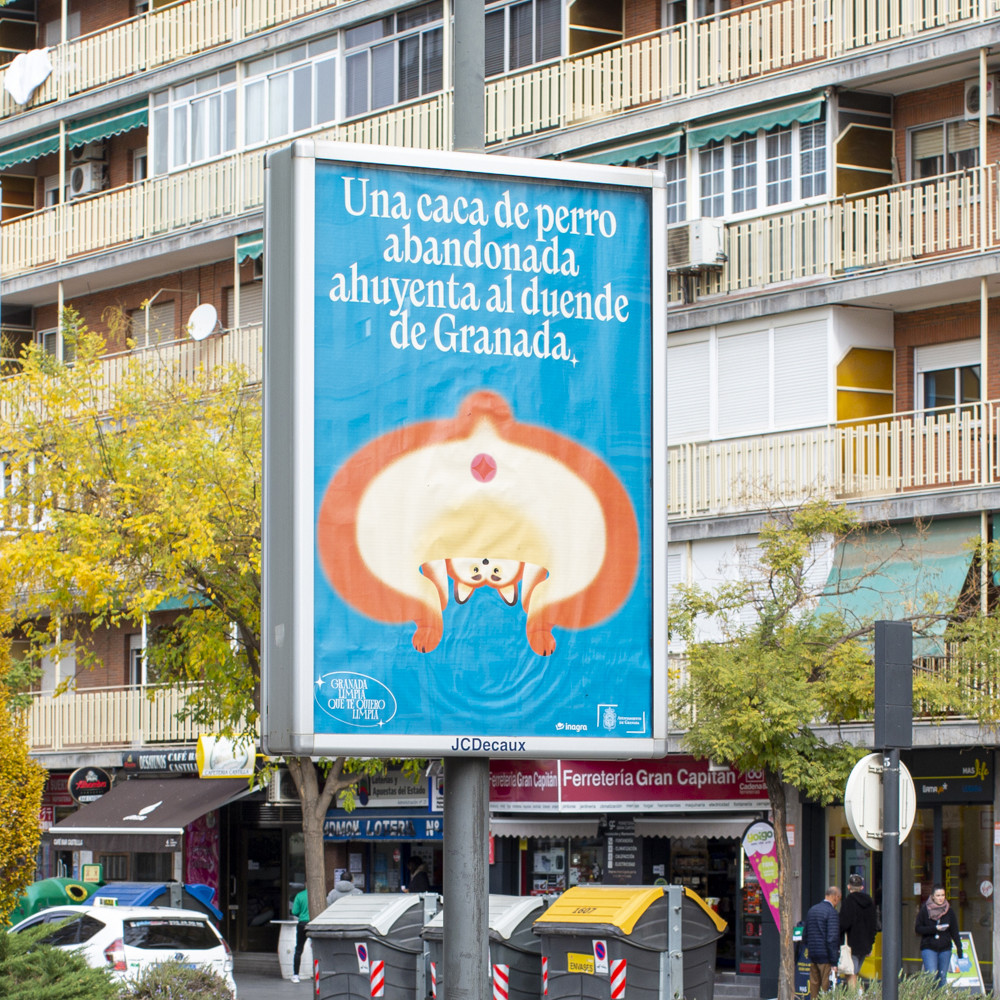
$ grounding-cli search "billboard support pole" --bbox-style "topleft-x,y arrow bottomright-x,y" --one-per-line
444,757 -> 490,999
447,6 -> 489,999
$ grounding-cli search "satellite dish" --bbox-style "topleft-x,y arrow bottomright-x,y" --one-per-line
187,303 -> 219,341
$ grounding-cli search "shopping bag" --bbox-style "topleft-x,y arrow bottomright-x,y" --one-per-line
838,941 -> 854,977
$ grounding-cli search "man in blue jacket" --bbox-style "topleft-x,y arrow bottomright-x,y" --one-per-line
804,886 -> 843,997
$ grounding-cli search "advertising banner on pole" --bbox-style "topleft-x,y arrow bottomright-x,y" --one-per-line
262,142 -> 666,758
742,821 -> 781,932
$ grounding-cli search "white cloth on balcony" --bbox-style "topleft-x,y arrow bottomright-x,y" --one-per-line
4,49 -> 53,106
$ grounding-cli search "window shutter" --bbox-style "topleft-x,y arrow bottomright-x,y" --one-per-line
773,320 -> 828,427
667,340 -> 710,441
912,125 -> 944,160
717,330 -> 769,435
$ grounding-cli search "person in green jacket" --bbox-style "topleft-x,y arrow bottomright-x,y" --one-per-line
290,888 -> 311,983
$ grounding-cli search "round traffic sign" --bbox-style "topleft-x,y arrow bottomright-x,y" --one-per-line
844,753 -> 916,851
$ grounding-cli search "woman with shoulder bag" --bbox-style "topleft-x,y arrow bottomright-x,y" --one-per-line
915,884 -> 962,986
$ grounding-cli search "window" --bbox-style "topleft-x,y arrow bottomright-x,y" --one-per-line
485,0 -> 561,77
44,13 -> 81,45
37,327 -> 74,364
128,301 -> 176,349
910,120 -> 979,179
128,633 -> 144,687
915,340 -> 981,412
345,3 -> 443,117
132,148 -> 148,183
43,175 -> 63,207
697,117 -> 827,218
244,37 -> 337,146
663,154 -> 686,224
225,283 -> 263,328
151,70 -> 237,174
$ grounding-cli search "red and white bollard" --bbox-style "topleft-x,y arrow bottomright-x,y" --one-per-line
610,957 -> 627,999
313,958 -> 320,997
492,963 -> 510,1000
430,960 -> 437,998
370,959 -> 385,997
541,955 -> 548,995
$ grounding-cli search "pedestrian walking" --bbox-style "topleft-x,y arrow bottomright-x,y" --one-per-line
289,887 -> 311,984
805,886 -> 842,997
840,873 -> 878,990
915,884 -> 962,986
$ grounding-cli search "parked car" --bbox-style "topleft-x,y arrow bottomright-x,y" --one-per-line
9,904 -> 236,996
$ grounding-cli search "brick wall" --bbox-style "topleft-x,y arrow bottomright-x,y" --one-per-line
894,299 -> 999,410
894,81 -> 1000,183
625,0 -> 660,37
37,1 -> 133,39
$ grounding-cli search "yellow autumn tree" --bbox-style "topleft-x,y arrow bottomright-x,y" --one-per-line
0,311 -> 414,918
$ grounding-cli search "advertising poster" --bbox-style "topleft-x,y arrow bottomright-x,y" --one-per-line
742,821 -> 781,931
263,143 -> 665,758
947,932 -> 984,992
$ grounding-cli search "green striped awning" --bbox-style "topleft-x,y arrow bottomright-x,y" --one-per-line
577,133 -> 681,165
0,133 -> 60,171
687,97 -> 824,149
237,231 -> 263,262
67,102 -> 148,148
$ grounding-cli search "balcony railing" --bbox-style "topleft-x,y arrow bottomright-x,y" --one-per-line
669,400 -> 999,519
25,683 -> 211,751
0,0 -> 993,139
0,96 -> 447,281
0,0 -> 356,120
672,165 -> 1000,302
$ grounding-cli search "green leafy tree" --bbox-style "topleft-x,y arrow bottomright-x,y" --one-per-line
0,923 -> 119,1000
670,500 -> 958,1000
0,313 -> 416,918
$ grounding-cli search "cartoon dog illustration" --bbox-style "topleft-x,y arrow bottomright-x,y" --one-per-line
315,391 -> 639,655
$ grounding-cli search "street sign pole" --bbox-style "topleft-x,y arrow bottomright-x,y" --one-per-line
874,621 -> 913,1000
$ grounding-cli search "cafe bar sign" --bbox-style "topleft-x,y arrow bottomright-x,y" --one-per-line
68,767 -> 113,804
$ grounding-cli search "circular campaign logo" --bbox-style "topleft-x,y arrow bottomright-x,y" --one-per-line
317,672 -> 398,728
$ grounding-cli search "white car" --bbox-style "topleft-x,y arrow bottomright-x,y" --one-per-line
10,904 -> 237,996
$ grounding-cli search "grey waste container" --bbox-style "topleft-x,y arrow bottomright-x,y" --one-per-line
309,893 -> 440,1000
421,894 -> 549,1000
532,884 -> 727,1000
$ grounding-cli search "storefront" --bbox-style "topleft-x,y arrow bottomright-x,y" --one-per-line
487,757 -> 769,970
321,765 -> 443,894
827,747 -> 996,989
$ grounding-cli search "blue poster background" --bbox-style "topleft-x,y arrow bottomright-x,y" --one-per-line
312,160 -> 652,742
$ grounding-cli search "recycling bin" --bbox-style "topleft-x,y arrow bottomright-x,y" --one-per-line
309,893 -> 440,1000
532,884 -> 727,1000
421,894 -> 549,1000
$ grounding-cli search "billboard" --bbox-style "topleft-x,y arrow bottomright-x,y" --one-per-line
263,142 -> 665,757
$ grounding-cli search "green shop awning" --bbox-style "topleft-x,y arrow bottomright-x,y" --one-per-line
237,231 -> 263,262
687,97 -> 824,149
577,133 -> 681,165
67,102 -> 148,148
815,516 -> 978,654
0,133 -> 60,171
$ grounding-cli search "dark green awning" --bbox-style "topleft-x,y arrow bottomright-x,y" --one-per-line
577,133 -> 681,165
0,133 -> 60,171
67,102 -> 148,147
237,231 -> 263,262
815,517 -> 978,654
687,97 -> 824,149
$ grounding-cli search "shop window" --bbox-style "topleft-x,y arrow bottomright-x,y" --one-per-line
910,120 -> 979,179
485,0 -> 561,77
134,852 -> 173,882
345,3 -> 442,117
99,853 -> 129,881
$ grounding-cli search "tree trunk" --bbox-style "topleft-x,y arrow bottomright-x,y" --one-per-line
765,769 -> 796,1000
286,757 -> 355,919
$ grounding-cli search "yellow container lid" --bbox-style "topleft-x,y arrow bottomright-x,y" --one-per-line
533,886 -> 668,935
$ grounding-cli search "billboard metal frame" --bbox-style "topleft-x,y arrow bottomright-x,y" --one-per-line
262,140 -> 667,759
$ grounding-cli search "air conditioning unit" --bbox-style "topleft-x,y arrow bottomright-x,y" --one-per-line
266,768 -> 298,804
69,162 -> 104,198
964,76 -> 998,119
667,218 -> 727,272
70,141 -> 107,164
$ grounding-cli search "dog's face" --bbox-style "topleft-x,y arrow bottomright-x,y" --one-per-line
447,557 -> 524,606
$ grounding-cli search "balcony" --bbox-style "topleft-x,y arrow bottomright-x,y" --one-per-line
669,400 -> 1000,520
25,683 -> 212,752
0,0 -> 357,121
0,0 -> 993,139
0,98 -> 447,282
671,165 -> 999,302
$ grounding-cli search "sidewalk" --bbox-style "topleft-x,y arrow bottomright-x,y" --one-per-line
235,969 -> 314,999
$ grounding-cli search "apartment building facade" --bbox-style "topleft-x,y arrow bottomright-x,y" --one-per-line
2,0 -> 999,975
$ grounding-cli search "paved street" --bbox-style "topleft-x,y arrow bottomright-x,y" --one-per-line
236,969 -> 315,999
